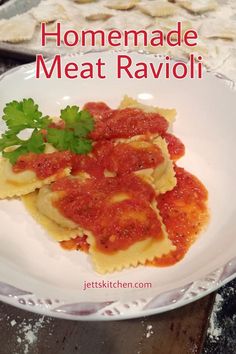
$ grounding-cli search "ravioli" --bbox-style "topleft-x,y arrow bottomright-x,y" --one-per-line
137,0 -> 176,17
22,192 -> 79,242
0,14 -> 36,43
0,96 -> 203,274
87,200 -> 175,274
36,185 -> 78,230
119,95 -> 177,124
200,20 -> 236,40
88,215 -> 175,274
33,173 -> 156,229
135,136 -> 176,194
104,11 -> 153,30
0,157 -> 71,199
176,0 -> 217,14
86,13 -> 113,21
25,187 -> 175,273
104,136 -> 176,193
32,175 -> 175,273
30,3 -> 68,23
71,134 -> 176,193
73,0 -> 97,2
105,0 -> 139,11
154,19 -> 194,40
77,3 -> 115,21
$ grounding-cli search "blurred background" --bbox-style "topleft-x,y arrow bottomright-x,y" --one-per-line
0,0 -> 235,79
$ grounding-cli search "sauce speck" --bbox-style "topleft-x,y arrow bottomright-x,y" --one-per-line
60,235 -> 89,252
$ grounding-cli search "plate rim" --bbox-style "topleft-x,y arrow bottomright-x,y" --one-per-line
0,51 -> 235,321
1,256 -> 236,321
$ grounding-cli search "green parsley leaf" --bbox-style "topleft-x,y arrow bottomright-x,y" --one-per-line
2,130 -> 45,165
71,137 -> 92,154
46,128 -> 72,151
74,110 -> 94,138
0,99 -> 94,164
60,106 -> 80,129
26,130 -> 45,154
60,105 -> 94,137
3,98 -> 51,132
47,128 -> 92,154
0,131 -> 21,151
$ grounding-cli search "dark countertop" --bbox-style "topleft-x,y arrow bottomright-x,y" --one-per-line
0,280 -> 236,354
203,278 -> 236,354
0,56 -> 236,354
0,294 -> 213,354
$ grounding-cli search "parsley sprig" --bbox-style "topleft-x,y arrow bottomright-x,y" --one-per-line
47,105 -> 94,154
0,99 -> 94,164
2,99 -> 50,133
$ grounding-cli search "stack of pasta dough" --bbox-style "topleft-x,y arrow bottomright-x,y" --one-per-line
0,96 -> 181,273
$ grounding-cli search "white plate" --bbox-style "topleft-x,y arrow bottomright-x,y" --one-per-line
0,51 -> 236,321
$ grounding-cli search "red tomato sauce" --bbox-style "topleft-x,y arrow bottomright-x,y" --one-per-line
89,107 -> 169,140
13,151 -> 73,179
93,140 -> 164,175
12,100 -> 208,264
60,235 -> 89,252
50,103 -> 169,141
163,133 -> 185,161
52,174 -> 163,253
71,139 -> 165,178
13,138 -> 165,179
150,167 -> 208,266
83,102 -> 112,121
71,154 -> 104,178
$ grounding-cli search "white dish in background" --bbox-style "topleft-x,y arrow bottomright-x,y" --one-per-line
0,51 -> 236,320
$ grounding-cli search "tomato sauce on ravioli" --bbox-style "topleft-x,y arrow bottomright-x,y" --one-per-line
12,100 -> 208,265
61,167 -> 208,263
163,133 -> 185,161
53,174 -> 163,253
85,102 -> 184,160
13,151 -> 73,179
93,140 -> 164,175
85,102 -> 169,140
71,154 -> 104,178
151,167 -> 208,266
71,140 -> 164,177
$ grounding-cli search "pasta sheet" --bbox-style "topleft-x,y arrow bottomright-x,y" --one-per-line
87,203 -> 175,274
22,191 -> 80,242
119,95 -> 177,124
0,157 -> 71,199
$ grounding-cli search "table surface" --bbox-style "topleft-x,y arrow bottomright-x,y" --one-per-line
0,56 -> 236,354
